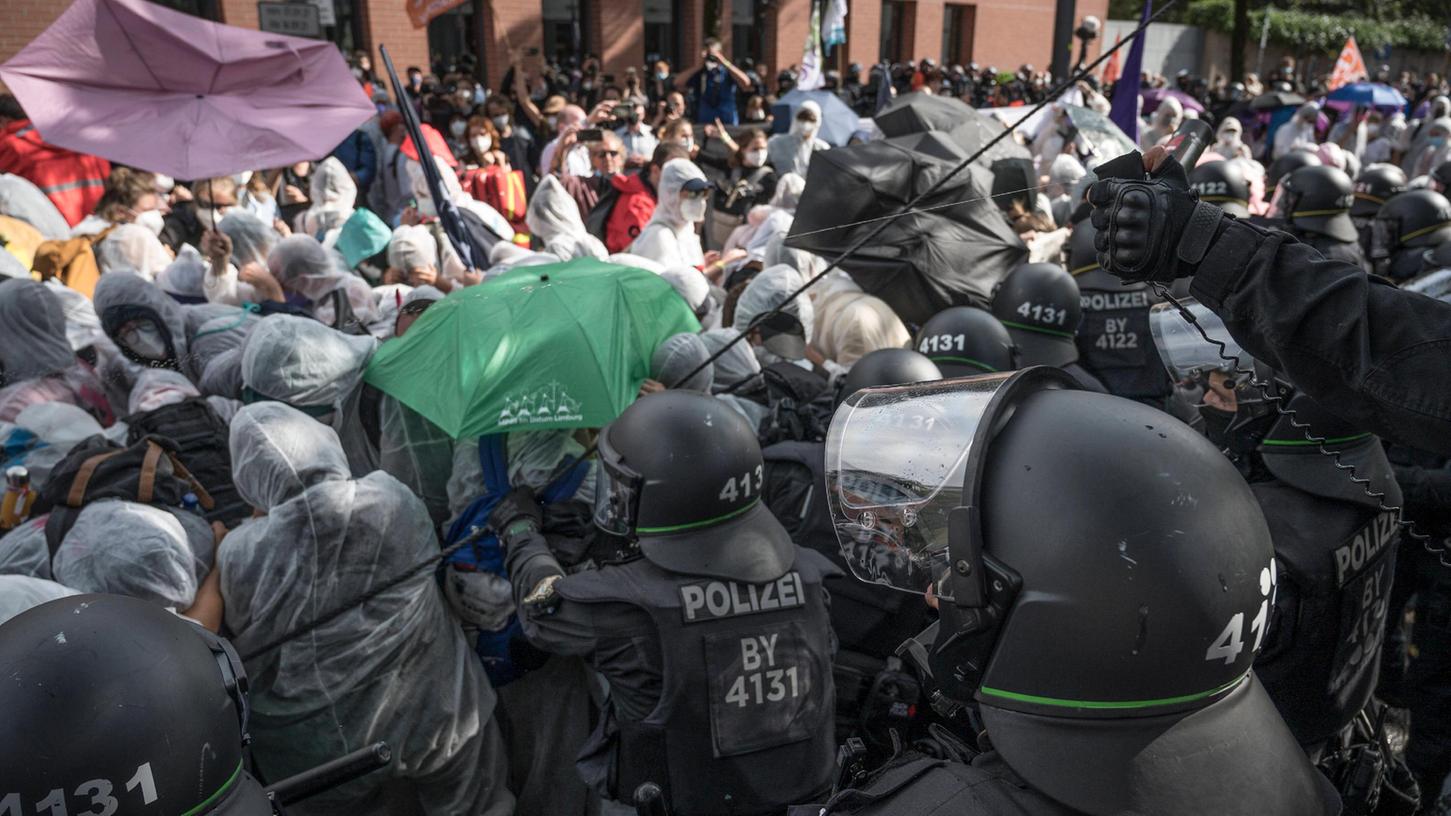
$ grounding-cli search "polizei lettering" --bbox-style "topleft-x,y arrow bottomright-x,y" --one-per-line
1334,512 -> 1398,587
1081,290 -> 1153,312
679,572 -> 806,623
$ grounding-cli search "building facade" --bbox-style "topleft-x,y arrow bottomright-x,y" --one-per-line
1,0 -> 1106,94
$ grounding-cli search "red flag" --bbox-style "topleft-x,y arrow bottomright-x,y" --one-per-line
1327,36 -> 1368,91
1101,34 -> 1123,86
407,0 -> 468,28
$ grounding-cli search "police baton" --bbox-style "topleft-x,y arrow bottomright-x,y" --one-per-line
265,742 -> 392,806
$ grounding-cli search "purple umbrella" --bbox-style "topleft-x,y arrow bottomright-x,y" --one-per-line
1140,87 -> 1206,115
0,0 -> 374,180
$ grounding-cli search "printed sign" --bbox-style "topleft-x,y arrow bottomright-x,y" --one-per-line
258,2 -> 322,37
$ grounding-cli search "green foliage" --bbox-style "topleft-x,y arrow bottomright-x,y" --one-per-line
1178,0 -> 1449,54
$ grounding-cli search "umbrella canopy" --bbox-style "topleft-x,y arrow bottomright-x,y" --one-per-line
0,0 -> 374,180
364,258 -> 700,438
784,137 -> 1027,325
1061,104 -> 1137,160
1326,82 -> 1408,110
1139,88 -> 1205,115
1251,91 -> 1307,111
772,88 -> 859,147
876,92 -> 979,136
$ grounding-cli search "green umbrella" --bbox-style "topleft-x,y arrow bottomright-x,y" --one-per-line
364,257 -> 700,438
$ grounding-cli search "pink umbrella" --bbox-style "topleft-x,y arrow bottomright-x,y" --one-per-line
0,0 -> 374,180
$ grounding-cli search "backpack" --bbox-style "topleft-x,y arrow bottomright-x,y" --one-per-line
30,226 -> 115,299
125,397 -> 248,526
324,288 -> 369,336
440,433 -> 590,687
34,434 -> 213,556
755,362 -> 836,446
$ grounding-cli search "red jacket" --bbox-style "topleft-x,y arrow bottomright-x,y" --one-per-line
0,120 -> 110,227
604,172 -> 657,254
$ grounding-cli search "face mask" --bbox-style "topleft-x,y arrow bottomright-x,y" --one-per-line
1218,132 -> 1240,145
491,114 -> 509,130
743,149 -> 768,168
134,208 -> 165,236
1430,135 -> 1449,148
194,206 -> 232,226
792,118 -> 818,138
705,60 -> 720,71
471,135 -> 493,155
449,120 -> 468,138
680,137 -> 694,150
657,72 -> 670,81
120,321 -> 169,362
679,196 -> 708,222
545,114 -> 559,131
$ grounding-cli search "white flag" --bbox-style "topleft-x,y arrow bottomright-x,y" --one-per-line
797,2 -> 825,90
823,0 -> 848,52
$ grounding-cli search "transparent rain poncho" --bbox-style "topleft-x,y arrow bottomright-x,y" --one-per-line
526,175 -> 608,260
240,315 -> 378,475
267,235 -> 382,331
0,575 -> 77,625
52,499 -> 210,608
220,402 -> 504,814
650,332 -> 714,393
94,223 -> 173,280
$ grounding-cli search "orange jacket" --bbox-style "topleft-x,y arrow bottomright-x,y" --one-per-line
0,120 -> 110,227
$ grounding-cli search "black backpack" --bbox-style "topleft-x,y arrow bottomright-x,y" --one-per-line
755,362 -> 836,446
125,398 -> 249,526
35,434 -> 213,556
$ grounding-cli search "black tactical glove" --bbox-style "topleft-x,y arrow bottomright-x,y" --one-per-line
488,486 -> 543,537
1087,155 -> 1226,284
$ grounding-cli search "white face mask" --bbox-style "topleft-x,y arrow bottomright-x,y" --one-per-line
679,196 -> 708,223
470,135 -> 493,155
679,137 -> 694,150
792,117 -> 818,138
743,148 -> 768,168
492,114 -> 510,130
134,208 -> 165,236
120,321 -> 169,361
449,120 -> 468,138
545,115 -> 559,131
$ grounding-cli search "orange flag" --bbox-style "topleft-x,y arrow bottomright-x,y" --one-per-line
1327,36 -> 1368,91
1101,34 -> 1123,86
407,0 -> 469,28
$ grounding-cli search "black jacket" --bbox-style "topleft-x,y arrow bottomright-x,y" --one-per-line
1191,218 -> 1451,455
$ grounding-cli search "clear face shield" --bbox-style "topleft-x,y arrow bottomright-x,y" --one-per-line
1148,298 -> 1251,384
824,374 -> 1011,602
592,425 -> 643,538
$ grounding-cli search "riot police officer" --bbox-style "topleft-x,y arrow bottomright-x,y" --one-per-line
0,594 -> 276,815
989,262 -> 1106,392
1188,158 -> 1251,218
763,349 -> 942,759
1350,163 -> 1408,256
493,391 -> 839,815
1065,221 -> 1177,410
1151,303 -> 1406,756
1274,165 -> 1369,270
1267,149 -> 1320,199
1370,188 -> 1451,281
914,306 -> 1016,377
809,369 -> 1339,815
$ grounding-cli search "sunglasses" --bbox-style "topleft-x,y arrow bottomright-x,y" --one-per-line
592,149 -> 623,158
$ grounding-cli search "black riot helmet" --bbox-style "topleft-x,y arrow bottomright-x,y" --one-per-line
1370,189 -> 1451,280
1433,160 -> 1451,194
0,594 -> 273,815
839,348 -> 942,402
825,371 -> 1332,815
1266,149 -> 1320,195
1276,165 -> 1358,242
594,391 -> 794,583
915,307 -> 1016,378
1188,159 -> 1251,218
989,263 -> 1082,368
1350,162 -> 1408,217
1258,391 -> 1402,509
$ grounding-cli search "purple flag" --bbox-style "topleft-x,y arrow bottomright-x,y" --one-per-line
1109,0 -> 1151,146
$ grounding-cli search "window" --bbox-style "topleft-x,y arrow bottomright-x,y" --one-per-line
644,0 -> 681,66
732,0 -> 762,63
427,4 -> 476,71
940,4 -> 974,66
542,0 -> 591,64
879,1 -> 913,63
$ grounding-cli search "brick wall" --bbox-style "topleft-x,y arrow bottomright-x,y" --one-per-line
217,0 -> 257,29
844,0 -> 880,69
0,0 -> 68,91
588,0 -> 643,86
359,0 -> 431,81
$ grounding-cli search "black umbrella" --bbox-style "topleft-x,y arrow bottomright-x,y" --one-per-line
1250,91 -> 1306,111
784,137 -> 1027,325
876,92 -> 976,136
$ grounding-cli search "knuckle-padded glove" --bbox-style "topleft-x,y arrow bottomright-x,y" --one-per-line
1087,155 -> 1226,284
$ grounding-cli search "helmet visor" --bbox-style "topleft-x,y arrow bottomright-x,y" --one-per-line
824,374 -> 1011,598
1149,298 -> 1252,381
592,428 -> 642,536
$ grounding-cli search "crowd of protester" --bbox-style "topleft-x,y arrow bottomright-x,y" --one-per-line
1,32 -> 1450,815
